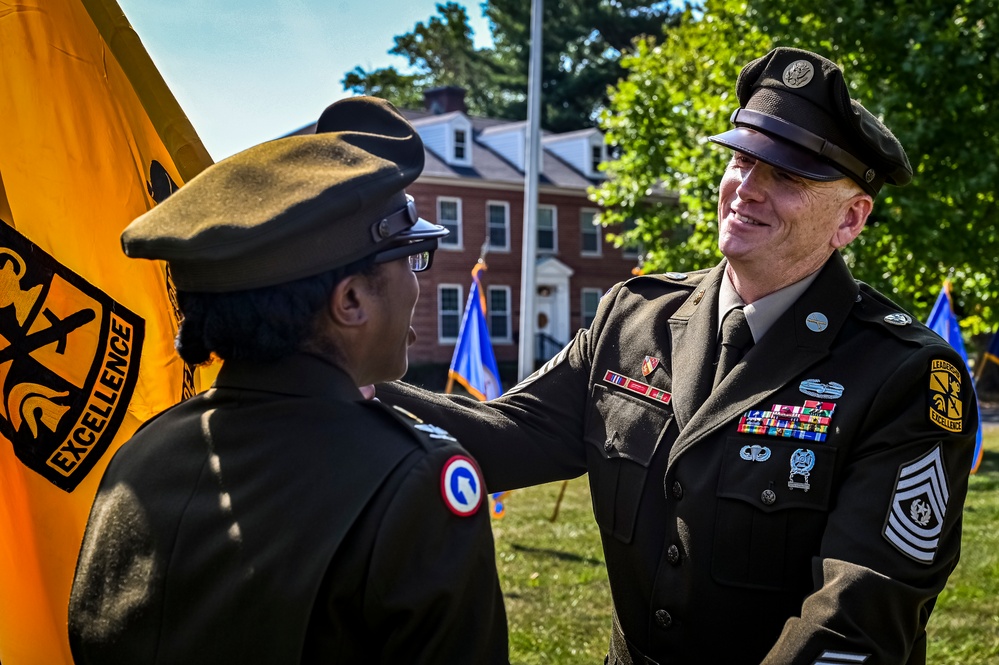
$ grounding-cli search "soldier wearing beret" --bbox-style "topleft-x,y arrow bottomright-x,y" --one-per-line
378,48 -> 977,664
67,97 -> 509,664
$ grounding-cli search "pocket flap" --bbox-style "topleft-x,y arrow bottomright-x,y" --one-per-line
585,383 -> 672,467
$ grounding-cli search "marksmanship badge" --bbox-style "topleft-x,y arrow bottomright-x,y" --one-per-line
0,224 -> 144,492
883,445 -> 949,564
928,359 -> 963,433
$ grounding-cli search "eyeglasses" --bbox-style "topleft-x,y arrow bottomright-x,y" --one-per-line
372,238 -> 437,273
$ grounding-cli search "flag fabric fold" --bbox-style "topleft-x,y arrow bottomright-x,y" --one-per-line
447,261 -> 506,517
925,281 -> 984,474
0,1 -> 213,661
448,262 -> 502,401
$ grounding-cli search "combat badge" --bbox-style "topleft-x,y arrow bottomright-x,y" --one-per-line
883,445 -> 949,564
441,455 -> 483,516
928,359 -> 963,433
0,225 -> 144,491
799,379 -> 844,399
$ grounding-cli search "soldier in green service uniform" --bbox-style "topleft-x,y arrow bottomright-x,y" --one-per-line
68,97 -> 508,664
378,48 -> 978,664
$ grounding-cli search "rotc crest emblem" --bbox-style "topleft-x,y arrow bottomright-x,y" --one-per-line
641,355 -> 660,377
928,359 -> 963,433
0,225 -> 143,492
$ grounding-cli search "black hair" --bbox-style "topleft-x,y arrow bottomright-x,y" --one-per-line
175,257 -> 376,364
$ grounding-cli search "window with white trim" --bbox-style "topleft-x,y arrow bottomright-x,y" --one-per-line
591,144 -> 603,173
437,197 -> 462,249
487,286 -> 512,342
486,201 -> 510,251
438,284 -> 463,342
537,205 -> 557,253
581,288 -> 602,329
580,208 -> 601,256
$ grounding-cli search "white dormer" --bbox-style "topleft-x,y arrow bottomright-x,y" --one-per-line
542,128 -> 607,179
478,122 -> 528,172
411,112 -> 473,167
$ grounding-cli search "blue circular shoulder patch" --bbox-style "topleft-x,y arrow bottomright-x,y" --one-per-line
440,456 -> 483,516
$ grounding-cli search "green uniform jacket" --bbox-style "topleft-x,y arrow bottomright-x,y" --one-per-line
382,253 -> 976,665
68,354 -> 508,664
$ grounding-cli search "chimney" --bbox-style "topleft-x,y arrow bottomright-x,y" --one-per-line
423,86 -> 467,115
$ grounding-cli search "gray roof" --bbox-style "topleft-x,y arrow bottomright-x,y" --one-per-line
285,109 -> 601,191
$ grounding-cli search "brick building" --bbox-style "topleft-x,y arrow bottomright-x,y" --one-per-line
292,87 -> 646,385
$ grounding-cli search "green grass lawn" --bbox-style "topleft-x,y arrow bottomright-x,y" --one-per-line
493,429 -> 999,664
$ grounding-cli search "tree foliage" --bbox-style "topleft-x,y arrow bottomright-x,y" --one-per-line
596,0 -> 998,334
343,1 -> 678,130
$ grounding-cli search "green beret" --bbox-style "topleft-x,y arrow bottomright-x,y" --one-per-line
709,47 -> 912,196
121,96 -> 446,292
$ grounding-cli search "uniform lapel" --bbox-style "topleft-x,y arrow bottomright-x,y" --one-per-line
668,262 -> 726,432
667,253 -> 859,468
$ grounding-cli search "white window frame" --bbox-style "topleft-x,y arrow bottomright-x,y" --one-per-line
591,143 -> 603,174
537,204 -> 558,254
437,196 -> 463,250
580,208 -> 602,257
487,285 -> 513,343
581,288 -> 602,329
485,200 -> 511,252
438,284 -> 463,343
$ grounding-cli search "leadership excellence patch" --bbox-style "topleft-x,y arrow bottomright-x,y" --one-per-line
928,359 -> 963,433
0,224 -> 144,492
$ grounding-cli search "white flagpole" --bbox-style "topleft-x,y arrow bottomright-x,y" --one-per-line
517,0 -> 543,381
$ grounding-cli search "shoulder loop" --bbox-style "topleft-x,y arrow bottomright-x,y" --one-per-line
852,282 -> 942,346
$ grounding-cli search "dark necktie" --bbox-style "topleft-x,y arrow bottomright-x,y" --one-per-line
713,307 -> 753,388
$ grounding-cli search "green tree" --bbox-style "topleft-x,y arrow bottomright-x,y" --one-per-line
595,0 -> 998,333
343,1 -> 678,130
343,3 -> 506,117
594,0 -> 771,271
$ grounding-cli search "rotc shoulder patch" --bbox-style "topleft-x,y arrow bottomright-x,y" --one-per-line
883,445 -> 949,564
928,358 -> 963,433
0,224 -> 143,492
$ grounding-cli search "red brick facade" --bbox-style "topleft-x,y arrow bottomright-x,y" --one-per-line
407,180 -> 639,366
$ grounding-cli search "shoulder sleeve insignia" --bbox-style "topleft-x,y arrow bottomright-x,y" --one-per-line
882,445 -> 949,564
440,455 -> 483,516
928,359 -> 963,433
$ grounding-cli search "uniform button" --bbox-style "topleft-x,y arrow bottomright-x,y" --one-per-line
761,489 -> 777,506
654,609 -> 673,630
667,544 -> 680,565
672,481 -> 683,500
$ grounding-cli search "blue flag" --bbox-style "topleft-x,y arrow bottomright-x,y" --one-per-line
448,262 -> 502,401
447,262 -> 507,516
926,281 -> 983,473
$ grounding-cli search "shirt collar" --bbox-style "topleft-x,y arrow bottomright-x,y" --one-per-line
718,268 -> 821,342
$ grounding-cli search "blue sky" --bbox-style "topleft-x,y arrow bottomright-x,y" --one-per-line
117,1 -> 493,160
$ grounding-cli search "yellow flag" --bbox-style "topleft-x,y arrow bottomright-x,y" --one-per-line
0,1 -> 213,662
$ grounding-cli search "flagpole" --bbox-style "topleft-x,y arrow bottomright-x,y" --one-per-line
517,0 -> 543,382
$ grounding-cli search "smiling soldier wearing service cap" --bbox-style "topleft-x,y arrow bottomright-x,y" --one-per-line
374,48 -> 977,664
67,97 -> 509,665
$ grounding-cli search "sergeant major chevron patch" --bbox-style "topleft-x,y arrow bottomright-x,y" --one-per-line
883,445 -> 949,564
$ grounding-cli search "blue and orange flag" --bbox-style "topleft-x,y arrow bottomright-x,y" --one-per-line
926,281 -> 983,474
448,261 -> 502,401
446,261 -> 507,516
0,1 -> 213,662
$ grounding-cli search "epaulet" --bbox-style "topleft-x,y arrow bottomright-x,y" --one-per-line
852,282 -> 946,347
381,402 -> 459,450
624,268 -> 711,290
